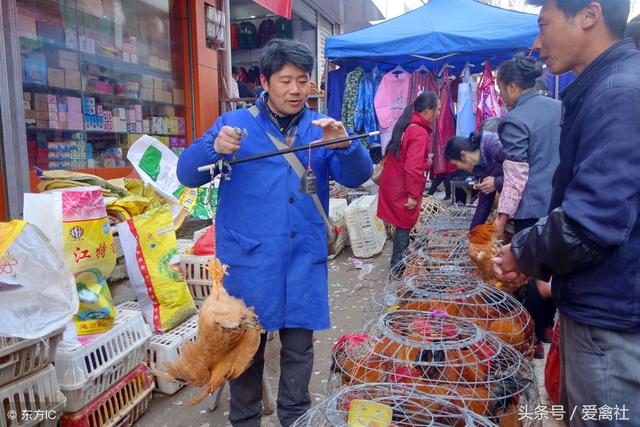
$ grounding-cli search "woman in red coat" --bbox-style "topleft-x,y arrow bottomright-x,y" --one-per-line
377,91 -> 441,273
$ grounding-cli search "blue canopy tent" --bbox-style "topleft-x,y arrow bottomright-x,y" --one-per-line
325,0 -> 540,72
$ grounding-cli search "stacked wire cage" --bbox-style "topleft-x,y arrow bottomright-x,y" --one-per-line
293,383 -> 496,427
329,310 -> 539,426
365,271 -> 535,360
409,196 -> 448,238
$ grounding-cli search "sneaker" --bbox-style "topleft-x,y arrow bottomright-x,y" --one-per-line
443,196 -> 451,201
541,326 -> 554,344
533,340 -> 545,359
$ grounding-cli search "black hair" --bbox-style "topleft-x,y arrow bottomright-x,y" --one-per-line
385,91 -> 439,158
527,0 -> 630,39
626,15 -> 640,48
497,56 -> 544,90
259,39 -> 314,82
232,66 -> 239,75
445,132 -> 482,161
534,77 -> 552,97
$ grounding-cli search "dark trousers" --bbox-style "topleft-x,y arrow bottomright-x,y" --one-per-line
428,175 -> 451,198
514,218 -> 557,338
390,227 -> 411,275
229,328 -> 314,427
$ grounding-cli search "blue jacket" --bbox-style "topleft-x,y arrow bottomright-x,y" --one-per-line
176,99 -> 373,331
498,91 -> 561,220
354,69 -> 382,146
517,40 -> 640,331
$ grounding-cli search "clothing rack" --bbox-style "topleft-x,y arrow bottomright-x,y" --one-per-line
231,13 -> 279,22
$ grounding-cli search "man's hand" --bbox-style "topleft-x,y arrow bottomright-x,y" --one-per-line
476,176 -> 496,194
405,197 -> 418,210
312,118 -> 350,149
494,213 -> 509,238
492,244 -> 529,284
214,126 -> 242,154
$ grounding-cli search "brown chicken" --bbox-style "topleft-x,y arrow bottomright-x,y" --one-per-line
156,258 -> 263,405
468,224 -> 524,293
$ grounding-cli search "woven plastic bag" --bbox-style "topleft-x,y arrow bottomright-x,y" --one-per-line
0,220 -> 79,339
24,187 -> 117,335
117,204 -> 197,332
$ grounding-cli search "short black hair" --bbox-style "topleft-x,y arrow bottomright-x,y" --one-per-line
497,55 -> 543,90
527,0 -> 630,38
445,133 -> 482,161
231,66 -> 239,75
259,39 -> 314,82
626,15 -> 640,47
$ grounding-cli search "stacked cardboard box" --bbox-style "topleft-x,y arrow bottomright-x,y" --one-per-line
34,93 -> 58,129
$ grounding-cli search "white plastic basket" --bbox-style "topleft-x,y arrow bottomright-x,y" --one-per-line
0,364 -> 66,427
180,253 -> 214,307
54,310 -> 151,413
344,195 -> 387,258
148,314 -> 199,394
0,328 -> 64,387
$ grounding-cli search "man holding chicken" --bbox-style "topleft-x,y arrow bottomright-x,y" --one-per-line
177,39 -> 372,426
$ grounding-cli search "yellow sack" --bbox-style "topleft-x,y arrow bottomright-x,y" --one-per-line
23,188 -> 117,335
116,204 -> 196,332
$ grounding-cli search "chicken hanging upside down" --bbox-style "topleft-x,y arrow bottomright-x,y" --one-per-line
155,258 -> 263,406
468,224 -> 526,294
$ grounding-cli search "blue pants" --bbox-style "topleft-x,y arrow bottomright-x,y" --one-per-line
390,227 -> 411,275
560,315 -> 640,426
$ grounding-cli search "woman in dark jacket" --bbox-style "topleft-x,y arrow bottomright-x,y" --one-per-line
445,130 -> 505,229
377,91 -> 441,273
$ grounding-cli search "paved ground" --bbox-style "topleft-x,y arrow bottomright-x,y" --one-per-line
135,216 -> 559,427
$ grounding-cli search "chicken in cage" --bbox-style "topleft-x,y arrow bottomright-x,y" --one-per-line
329,310 -> 539,426
293,382 -> 496,427
366,272 -> 535,360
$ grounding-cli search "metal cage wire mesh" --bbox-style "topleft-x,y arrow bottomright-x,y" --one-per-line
293,383 -> 496,426
330,310 -> 539,426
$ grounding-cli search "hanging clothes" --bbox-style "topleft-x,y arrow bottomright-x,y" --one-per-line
476,61 -> 504,129
230,23 -> 239,49
257,18 -> 277,47
327,67 -> 349,120
341,68 -> 365,134
238,21 -> 258,49
456,64 -> 477,137
409,69 -> 438,103
434,68 -> 456,175
374,70 -> 411,155
354,67 -> 382,147
275,17 -> 293,39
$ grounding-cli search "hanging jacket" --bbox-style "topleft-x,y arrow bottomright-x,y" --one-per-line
374,71 -> 411,155
456,65 -> 477,137
409,69 -> 437,103
238,21 -> 257,49
377,112 -> 434,229
257,18 -> 276,47
469,131 -> 505,229
275,17 -> 293,39
476,62 -> 504,129
230,23 -> 239,49
341,68 -> 365,134
327,68 -> 348,120
497,90 -> 561,220
176,96 -> 373,331
435,70 -> 456,175
354,69 -> 381,146
511,39 -> 640,332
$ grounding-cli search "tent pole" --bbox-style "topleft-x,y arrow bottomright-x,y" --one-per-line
555,74 -> 560,100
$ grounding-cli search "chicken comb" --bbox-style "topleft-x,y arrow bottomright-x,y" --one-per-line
468,224 -> 497,244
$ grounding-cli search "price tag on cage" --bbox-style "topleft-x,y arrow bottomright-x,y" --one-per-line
347,400 -> 392,427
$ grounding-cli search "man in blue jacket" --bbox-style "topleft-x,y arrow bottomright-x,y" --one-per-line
177,39 -> 372,427
493,0 -> 640,424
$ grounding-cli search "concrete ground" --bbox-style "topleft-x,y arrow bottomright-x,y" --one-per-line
133,239 -> 558,427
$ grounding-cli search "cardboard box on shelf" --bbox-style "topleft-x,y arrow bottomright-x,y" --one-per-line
23,55 -> 47,85
65,28 -> 78,49
35,111 -> 58,121
65,69 -> 81,90
58,112 -> 68,122
34,93 -> 57,104
142,119 -> 150,133
172,88 -> 185,105
134,104 -> 142,121
24,110 -> 36,120
23,91 -> 32,103
153,78 -> 165,90
17,13 -> 37,39
68,113 -> 84,130
57,102 -> 68,113
140,88 -> 153,100
153,88 -> 164,102
141,75 -> 154,88
149,56 -> 161,69
36,21 -> 64,45
47,67 -> 65,88
48,120 -> 59,129
177,117 -> 186,135
157,105 -> 175,116
66,96 -> 82,112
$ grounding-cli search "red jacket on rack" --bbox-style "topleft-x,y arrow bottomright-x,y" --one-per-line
377,112 -> 434,230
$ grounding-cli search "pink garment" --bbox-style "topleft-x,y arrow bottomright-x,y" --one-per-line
433,69 -> 456,175
498,160 -> 530,217
409,70 -> 438,103
476,62 -> 505,130
375,71 -> 411,154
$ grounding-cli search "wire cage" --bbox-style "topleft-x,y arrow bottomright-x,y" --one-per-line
329,310 -> 539,426
293,382 -> 496,427
366,273 -> 535,360
400,236 -> 476,279
410,196 -> 448,238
